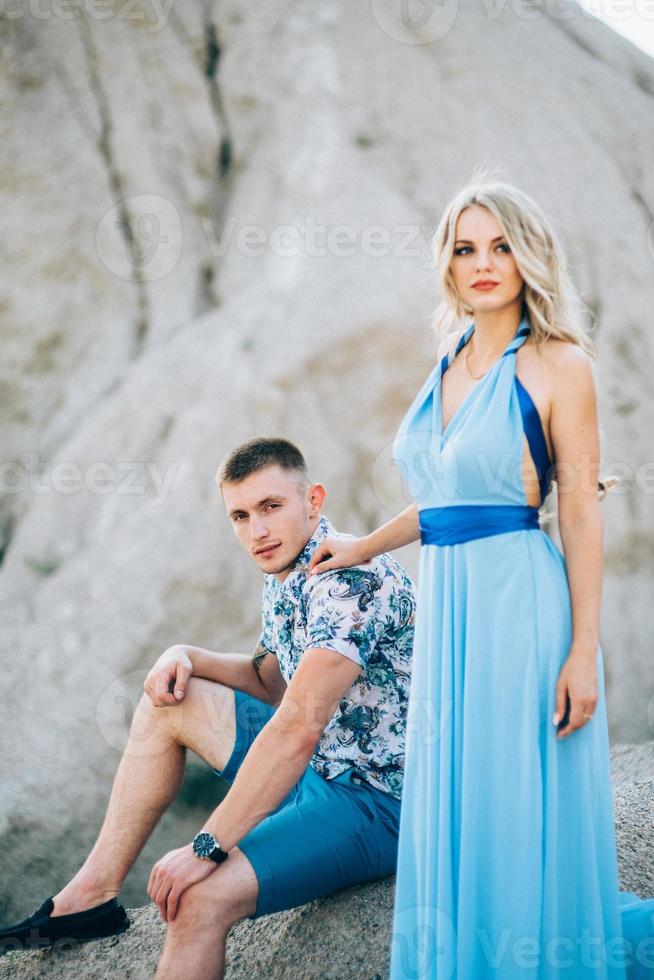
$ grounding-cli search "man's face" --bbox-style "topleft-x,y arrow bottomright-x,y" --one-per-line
222,464 -> 326,581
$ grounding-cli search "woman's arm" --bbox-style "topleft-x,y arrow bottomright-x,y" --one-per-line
549,343 -> 604,654
547,341 -> 603,737
308,503 -> 420,575
360,503 -> 421,558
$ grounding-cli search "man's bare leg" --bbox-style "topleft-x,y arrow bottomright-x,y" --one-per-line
49,677 -> 238,916
154,847 -> 258,980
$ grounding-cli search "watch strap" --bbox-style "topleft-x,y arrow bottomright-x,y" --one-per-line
208,845 -> 229,864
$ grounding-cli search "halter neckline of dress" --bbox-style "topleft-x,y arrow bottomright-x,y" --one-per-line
440,313 -> 553,501
412,311 -> 556,546
438,319 -> 530,442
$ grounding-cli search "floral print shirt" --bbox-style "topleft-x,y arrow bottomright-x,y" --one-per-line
258,514 -> 416,800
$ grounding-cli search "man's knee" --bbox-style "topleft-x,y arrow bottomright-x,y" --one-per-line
167,676 -> 235,747
135,677 -> 233,738
167,853 -> 258,935
131,676 -> 237,775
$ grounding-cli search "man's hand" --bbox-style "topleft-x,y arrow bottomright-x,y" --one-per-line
143,645 -> 193,707
147,843 -> 217,922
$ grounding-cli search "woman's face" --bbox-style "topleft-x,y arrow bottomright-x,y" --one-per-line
449,205 -> 524,313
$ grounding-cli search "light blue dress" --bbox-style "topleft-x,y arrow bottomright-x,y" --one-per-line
389,308 -> 654,978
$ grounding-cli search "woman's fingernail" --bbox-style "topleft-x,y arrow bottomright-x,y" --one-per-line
552,713 -> 559,725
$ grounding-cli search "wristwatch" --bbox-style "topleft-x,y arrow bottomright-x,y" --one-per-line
192,831 -> 229,864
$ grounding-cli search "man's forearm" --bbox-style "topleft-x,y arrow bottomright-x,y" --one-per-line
199,717 -> 316,850
185,646 -> 271,702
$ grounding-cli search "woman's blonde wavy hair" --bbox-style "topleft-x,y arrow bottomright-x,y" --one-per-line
431,167 -> 595,359
429,167 -> 618,508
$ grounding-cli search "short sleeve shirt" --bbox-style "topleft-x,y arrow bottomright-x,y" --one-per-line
258,515 -> 416,800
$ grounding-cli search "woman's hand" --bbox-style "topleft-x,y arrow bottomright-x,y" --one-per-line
143,645 -> 194,707
307,536 -> 370,576
553,647 -> 598,739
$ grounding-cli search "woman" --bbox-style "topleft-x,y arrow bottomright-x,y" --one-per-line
308,177 -> 654,978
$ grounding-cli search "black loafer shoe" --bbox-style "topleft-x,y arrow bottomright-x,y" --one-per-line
0,895 -> 129,953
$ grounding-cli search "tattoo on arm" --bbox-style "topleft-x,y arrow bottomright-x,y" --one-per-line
252,643 -> 270,682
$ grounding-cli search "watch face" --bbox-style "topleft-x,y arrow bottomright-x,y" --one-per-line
193,832 -> 216,858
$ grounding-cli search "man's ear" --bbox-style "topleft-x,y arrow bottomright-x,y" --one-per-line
307,482 -> 327,515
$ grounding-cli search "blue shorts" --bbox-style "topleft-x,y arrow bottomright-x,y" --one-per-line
210,688 -> 402,919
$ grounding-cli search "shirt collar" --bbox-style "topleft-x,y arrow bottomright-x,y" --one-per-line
295,514 -> 334,567
276,514 -> 336,601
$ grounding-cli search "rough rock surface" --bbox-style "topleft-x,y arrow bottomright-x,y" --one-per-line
2,0 -> 653,931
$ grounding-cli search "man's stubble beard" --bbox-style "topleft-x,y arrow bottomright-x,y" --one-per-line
258,544 -> 303,578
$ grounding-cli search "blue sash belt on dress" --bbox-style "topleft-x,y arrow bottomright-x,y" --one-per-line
419,504 -> 540,545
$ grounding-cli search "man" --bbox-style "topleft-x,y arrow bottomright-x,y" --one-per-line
0,437 -> 416,979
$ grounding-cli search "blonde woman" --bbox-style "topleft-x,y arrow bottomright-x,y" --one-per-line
308,176 -> 654,978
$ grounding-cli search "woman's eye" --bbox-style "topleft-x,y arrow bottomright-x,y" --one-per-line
453,243 -> 510,255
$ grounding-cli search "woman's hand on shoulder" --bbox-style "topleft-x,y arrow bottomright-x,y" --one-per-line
307,536 -> 370,576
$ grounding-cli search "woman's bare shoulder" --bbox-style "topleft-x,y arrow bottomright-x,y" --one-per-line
516,338 -> 595,425
522,335 -> 594,379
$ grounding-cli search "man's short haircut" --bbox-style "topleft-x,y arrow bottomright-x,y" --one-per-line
216,437 -> 310,491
